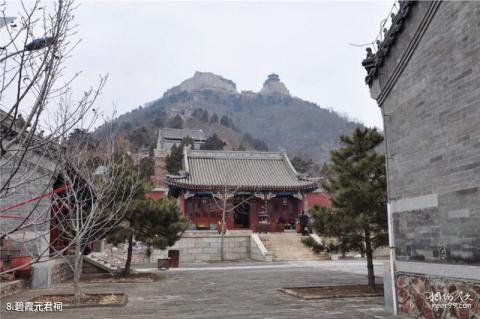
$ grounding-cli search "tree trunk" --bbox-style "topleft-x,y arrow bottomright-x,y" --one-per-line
146,242 -> 152,259
364,227 -> 375,288
73,241 -> 82,304
359,241 -> 365,258
123,233 -> 133,275
220,204 -> 226,262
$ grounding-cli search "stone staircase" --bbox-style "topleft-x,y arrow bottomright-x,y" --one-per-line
83,254 -> 121,275
258,233 -> 329,261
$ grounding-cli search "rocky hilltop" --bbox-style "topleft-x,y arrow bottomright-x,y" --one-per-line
164,71 -> 291,97
112,72 -> 360,164
164,71 -> 237,97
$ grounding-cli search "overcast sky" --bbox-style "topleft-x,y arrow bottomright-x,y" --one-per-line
8,1 -> 394,129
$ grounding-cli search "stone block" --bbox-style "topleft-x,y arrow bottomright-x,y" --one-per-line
448,208 -> 470,219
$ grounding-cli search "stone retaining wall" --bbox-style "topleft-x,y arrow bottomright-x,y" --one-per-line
31,258 -> 73,289
51,259 -> 73,284
0,280 -> 25,298
250,233 -> 272,262
152,231 -> 263,263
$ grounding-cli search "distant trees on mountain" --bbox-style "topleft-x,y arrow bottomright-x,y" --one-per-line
210,114 -> 219,124
235,143 -> 246,151
67,128 -> 98,151
290,155 -> 323,177
192,108 -> 209,122
201,134 -> 224,150
168,114 -> 183,129
138,157 -> 155,180
242,133 -> 268,151
290,156 -> 314,174
128,127 -> 154,151
220,115 -> 232,127
193,108 -> 235,130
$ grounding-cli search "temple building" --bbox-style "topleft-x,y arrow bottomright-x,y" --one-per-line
166,149 -> 318,232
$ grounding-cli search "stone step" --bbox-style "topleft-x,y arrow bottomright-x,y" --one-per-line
258,233 -> 329,261
84,254 -> 120,274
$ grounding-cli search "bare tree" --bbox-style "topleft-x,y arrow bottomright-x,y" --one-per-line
1,0 -> 87,170
0,0 -> 106,272
209,172 -> 255,261
50,120 -> 140,304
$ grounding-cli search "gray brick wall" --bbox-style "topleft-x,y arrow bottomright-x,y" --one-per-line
373,2 -> 480,265
0,151 -> 55,258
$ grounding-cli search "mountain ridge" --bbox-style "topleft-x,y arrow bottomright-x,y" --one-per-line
110,71 -> 361,165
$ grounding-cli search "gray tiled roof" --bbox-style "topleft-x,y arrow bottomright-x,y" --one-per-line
158,128 -> 206,141
167,150 -> 318,192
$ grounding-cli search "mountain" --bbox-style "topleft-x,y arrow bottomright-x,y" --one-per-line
111,71 -> 361,164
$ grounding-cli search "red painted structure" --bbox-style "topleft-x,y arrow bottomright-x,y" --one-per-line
49,174 -> 95,256
181,195 -> 304,231
145,188 -> 167,200
306,191 -> 332,209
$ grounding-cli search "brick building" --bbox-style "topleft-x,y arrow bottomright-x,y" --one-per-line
150,128 -> 206,191
0,110 -> 55,261
155,128 -> 206,153
362,1 -> 480,317
167,149 -> 318,232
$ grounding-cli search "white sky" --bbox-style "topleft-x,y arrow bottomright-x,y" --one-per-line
6,1 -> 394,129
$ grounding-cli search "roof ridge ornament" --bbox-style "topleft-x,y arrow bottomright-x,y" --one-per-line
362,0 -> 417,85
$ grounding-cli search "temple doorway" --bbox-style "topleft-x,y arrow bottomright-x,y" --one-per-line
233,201 -> 250,228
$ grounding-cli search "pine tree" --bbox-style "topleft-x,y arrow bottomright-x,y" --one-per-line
168,115 -> 183,129
310,127 -> 387,288
165,144 -> 182,174
210,113 -> 219,124
201,109 -> 209,122
220,115 -> 231,127
108,196 -> 187,275
138,157 -> 155,180
165,137 -> 195,174
290,156 -> 314,174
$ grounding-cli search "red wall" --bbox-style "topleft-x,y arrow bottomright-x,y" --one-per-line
306,192 -> 332,209
145,190 -> 165,200
182,196 -> 303,231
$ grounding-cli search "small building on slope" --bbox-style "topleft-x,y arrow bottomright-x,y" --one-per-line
155,128 -> 206,155
150,128 -> 207,191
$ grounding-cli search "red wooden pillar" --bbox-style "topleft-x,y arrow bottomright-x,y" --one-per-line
180,193 -> 187,216
226,212 -> 234,229
249,199 -> 258,230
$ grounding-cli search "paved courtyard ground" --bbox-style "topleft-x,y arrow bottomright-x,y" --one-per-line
1,260 -> 397,319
